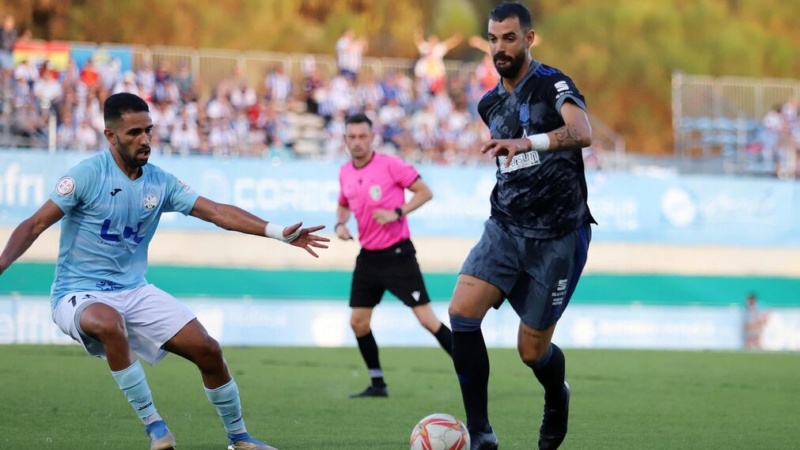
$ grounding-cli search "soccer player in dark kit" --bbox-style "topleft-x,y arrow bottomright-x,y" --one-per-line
447,3 -> 595,449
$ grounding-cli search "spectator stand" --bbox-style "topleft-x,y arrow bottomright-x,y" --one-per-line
3,39 -> 621,170
673,72 -> 800,177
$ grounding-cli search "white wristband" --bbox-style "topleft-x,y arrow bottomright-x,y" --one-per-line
526,133 -> 550,151
265,223 -> 300,243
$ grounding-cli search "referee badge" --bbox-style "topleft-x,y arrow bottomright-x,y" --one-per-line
369,185 -> 382,201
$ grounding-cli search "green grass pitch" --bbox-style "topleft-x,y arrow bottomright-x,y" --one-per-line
1,345 -> 798,449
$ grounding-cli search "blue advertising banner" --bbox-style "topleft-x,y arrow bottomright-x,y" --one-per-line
4,296 -> 798,351
0,149 -> 798,246
70,43 -> 134,73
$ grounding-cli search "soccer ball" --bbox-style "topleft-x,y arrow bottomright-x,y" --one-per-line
409,413 -> 470,450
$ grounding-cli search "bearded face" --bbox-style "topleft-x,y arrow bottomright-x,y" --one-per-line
493,48 -> 527,79
487,16 -> 534,80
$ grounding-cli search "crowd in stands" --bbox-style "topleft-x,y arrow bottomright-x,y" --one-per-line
0,24 -> 514,166
3,18 -> 796,174
754,96 -> 800,177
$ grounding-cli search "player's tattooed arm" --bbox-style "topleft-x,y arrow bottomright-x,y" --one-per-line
551,101 -> 592,150
553,123 -> 585,149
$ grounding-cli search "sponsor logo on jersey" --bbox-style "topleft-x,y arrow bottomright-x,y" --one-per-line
56,177 -> 75,196
412,291 -> 421,302
499,151 -> 541,173
100,219 -> 146,244
110,188 -> 122,196
555,81 -> 569,92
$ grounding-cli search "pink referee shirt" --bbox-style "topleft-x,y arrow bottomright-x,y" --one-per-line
338,152 -> 420,251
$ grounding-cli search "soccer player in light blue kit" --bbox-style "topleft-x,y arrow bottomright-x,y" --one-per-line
0,92 -> 329,450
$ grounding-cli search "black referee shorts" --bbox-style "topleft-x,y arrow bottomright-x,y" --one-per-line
349,239 -> 431,308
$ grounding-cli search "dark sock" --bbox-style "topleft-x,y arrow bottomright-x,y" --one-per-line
528,343 -> 566,404
356,331 -> 385,387
453,329 -> 491,432
433,323 -> 453,356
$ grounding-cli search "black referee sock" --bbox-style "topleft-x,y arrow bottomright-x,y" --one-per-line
433,323 -> 453,356
528,343 -> 566,404
356,331 -> 385,387
452,329 -> 491,433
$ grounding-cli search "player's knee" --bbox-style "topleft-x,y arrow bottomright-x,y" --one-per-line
94,320 -> 127,341
448,314 -> 482,333
517,343 -> 547,366
199,335 -> 223,360
350,317 -> 370,336
447,303 -> 467,318
80,305 -> 127,341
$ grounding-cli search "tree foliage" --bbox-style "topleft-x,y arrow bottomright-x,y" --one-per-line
2,0 -> 797,154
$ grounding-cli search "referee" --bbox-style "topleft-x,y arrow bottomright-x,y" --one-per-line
335,113 -> 453,398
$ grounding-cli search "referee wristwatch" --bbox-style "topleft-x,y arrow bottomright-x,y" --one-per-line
394,207 -> 404,221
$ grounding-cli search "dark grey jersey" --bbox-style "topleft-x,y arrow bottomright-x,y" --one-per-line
478,61 -> 595,239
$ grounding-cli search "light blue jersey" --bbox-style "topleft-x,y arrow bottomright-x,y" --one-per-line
49,151 -> 199,308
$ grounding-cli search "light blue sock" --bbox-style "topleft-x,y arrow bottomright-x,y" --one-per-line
111,360 -> 158,421
205,379 -> 247,434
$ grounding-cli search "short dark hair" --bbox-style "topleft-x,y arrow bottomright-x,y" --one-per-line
345,113 -> 372,128
489,2 -> 533,30
104,92 -> 149,126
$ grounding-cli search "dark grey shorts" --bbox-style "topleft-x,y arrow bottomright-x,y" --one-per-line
460,218 -> 591,330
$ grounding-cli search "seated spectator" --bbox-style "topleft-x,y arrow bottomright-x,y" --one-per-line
264,65 -> 291,105
56,112 -> 77,150
74,118 -> 100,151
80,59 -> 100,90
12,102 -> 46,143
170,119 -> 201,156
112,71 -> 140,96
14,58 -> 39,91
33,69 -> 64,110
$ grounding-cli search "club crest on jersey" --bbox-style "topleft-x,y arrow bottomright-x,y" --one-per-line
143,193 -> 159,210
369,185 -> 382,201
519,103 -> 530,124
56,177 -> 75,196
178,179 -> 194,193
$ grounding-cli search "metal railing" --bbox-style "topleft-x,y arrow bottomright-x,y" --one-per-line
672,71 -> 800,176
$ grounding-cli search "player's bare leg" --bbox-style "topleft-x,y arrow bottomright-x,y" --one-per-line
412,303 -> 453,356
164,320 -> 277,450
81,303 -> 176,450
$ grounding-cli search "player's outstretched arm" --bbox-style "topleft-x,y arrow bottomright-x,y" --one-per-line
189,196 -> 329,257
0,200 -> 64,276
